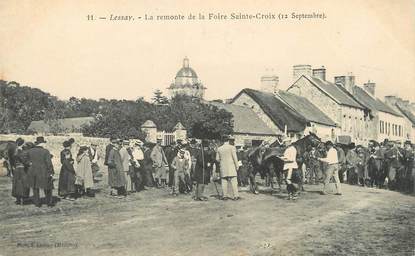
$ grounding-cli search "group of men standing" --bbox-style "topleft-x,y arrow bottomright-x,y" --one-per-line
127,135 -> 241,201
303,139 -> 414,194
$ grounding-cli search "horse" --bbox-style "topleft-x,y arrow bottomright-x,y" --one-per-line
247,132 -> 322,194
247,145 -> 284,194
0,140 -> 17,176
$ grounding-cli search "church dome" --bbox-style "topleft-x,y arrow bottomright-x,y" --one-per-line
175,57 -> 198,78
175,67 -> 198,78
168,57 -> 206,99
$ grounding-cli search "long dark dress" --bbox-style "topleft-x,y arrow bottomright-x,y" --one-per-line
194,147 -> 215,185
143,148 -> 155,187
58,149 -> 76,196
11,147 -> 29,198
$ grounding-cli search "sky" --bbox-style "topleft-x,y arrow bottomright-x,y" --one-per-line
0,0 -> 414,102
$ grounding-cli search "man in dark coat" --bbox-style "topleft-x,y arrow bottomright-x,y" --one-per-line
104,137 -> 117,166
107,141 -> 127,197
193,140 -> 215,201
402,141 -> 414,193
26,137 -> 54,207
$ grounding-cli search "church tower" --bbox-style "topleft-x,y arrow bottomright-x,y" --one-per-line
167,57 -> 206,99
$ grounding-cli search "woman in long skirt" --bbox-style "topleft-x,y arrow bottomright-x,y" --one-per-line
11,138 -> 29,205
58,141 -> 77,200
76,146 -> 95,197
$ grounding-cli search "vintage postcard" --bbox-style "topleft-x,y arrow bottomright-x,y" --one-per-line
0,1 -> 414,255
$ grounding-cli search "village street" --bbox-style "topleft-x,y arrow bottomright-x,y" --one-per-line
0,177 -> 414,256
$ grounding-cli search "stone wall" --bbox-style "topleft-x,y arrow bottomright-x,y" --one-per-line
0,134 -> 108,175
288,77 -> 342,125
231,92 -> 283,135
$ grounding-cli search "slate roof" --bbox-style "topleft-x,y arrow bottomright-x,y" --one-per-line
27,117 -> 94,133
395,104 -> 415,126
277,91 -> 337,127
231,89 -> 308,132
209,102 -> 276,136
352,86 -> 401,116
297,75 -> 365,109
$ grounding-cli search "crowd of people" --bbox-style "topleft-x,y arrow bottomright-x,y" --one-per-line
301,139 -> 414,195
5,134 -> 415,207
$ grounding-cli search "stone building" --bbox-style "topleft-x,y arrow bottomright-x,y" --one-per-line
167,57 -> 206,99
230,87 -> 337,141
209,102 -> 279,147
352,82 -> 406,143
384,96 -> 415,142
287,65 -> 369,144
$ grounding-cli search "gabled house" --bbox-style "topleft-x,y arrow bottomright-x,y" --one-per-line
384,96 -> 415,142
230,88 -> 337,141
209,102 -> 279,146
352,83 -> 406,142
287,65 -> 369,144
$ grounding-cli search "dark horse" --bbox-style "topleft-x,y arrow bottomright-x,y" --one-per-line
247,133 -> 321,194
0,140 -> 17,176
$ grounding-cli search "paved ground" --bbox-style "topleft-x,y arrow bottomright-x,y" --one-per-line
0,177 -> 414,256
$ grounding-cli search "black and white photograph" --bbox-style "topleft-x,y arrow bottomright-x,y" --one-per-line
0,1 -> 414,255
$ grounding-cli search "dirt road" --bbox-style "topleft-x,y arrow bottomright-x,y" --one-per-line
0,177 -> 414,256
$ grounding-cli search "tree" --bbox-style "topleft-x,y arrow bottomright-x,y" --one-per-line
151,95 -> 233,139
151,89 -> 169,105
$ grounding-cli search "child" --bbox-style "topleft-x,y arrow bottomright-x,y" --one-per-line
170,149 -> 189,196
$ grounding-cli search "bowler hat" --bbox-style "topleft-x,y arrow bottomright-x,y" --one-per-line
16,138 -> 24,147
35,136 -> 46,145
63,141 -> 71,148
68,138 -> 75,145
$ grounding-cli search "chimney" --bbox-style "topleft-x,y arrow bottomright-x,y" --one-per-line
384,95 -> 399,106
293,64 -> 312,82
261,74 -> 279,94
335,74 -> 355,94
363,80 -> 376,96
312,66 -> 326,81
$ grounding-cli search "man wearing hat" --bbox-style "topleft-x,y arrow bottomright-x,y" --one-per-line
194,140 -> 215,201
26,137 -> 55,207
150,138 -> 168,188
104,136 -> 118,166
171,149 -> 189,196
281,137 -> 299,200
402,141 -> 414,193
346,143 -> 359,185
216,135 -> 240,200
318,141 -> 342,195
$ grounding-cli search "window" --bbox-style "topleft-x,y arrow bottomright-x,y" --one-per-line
398,125 -> 402,137
388,123 -> 391,135
380,121 -> 384,134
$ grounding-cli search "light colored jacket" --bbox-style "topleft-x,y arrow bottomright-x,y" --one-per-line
283,145 -> 298,170
216,143 -> 239,178
119,147 -> 131,172
150,144 -> 168,168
